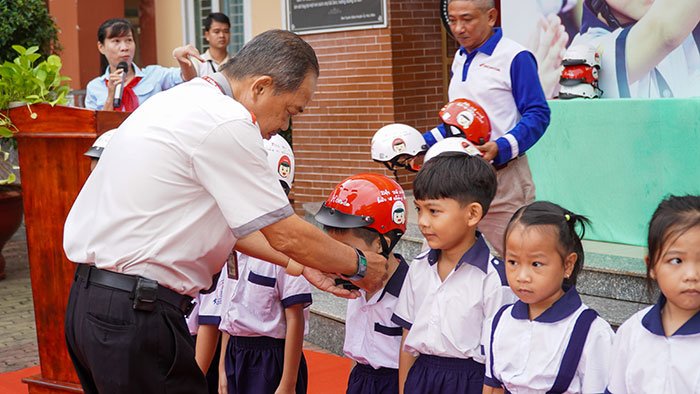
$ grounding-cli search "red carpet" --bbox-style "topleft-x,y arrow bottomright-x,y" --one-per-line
0,365 -> 39,393
0,351 -> 351,394
305,349 -> 353,393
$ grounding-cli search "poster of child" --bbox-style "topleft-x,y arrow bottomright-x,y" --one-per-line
501,0 -> 700,98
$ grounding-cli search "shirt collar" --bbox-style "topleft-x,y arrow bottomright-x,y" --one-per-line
207,72 -> 235,99
101,62 -> 144,80
426,232 -> 490,274
459,27 -> 502,57
642,294 -> 700,336
377,254 -> 409,302
511,286 -> 582,323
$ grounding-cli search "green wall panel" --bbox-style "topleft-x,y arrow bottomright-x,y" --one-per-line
528,98 -> 700,246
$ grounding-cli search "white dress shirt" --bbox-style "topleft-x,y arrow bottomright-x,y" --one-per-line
218,252 -> 312,339
606,295 -> 700,394
485,286 -> 614,393
391,234 -> 516,363
64,75 -> 293,297
344,254 -> 409,369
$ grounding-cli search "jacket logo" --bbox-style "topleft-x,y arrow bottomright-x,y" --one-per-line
479,63 -> 500,72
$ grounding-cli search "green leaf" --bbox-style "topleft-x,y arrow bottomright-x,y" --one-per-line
0,126 -> 16,137
25,46 -> 39,55
11,45 -> 26,55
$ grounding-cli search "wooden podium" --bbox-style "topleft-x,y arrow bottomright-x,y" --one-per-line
8,103 -> 129,393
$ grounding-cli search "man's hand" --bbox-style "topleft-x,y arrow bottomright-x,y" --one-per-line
349,251 -> 388,294
476,141 -> 499,162
172,44 -> 204,82
302,267 -> 361,299
172,44 -> 204,65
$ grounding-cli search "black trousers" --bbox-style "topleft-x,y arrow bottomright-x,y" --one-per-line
64,271 -> 208,394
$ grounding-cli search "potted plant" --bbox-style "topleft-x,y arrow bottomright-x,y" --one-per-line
0,44 -> 70,279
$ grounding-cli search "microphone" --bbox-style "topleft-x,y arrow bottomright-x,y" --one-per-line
113,61 -> 128,108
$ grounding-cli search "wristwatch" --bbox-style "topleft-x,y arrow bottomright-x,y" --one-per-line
342,247 -> 367,282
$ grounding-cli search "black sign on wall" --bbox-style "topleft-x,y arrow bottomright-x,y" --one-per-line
288,0 -> 387,34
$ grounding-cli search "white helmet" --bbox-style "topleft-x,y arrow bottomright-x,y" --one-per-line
371,123 -> 427,172
558,83 -> 602,99
263,134 -> 295,195
424,137 -> 482,163
84,129 -> 117,159
562,43 -> 600,68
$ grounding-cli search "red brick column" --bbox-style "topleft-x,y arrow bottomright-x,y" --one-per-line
292,0 -> 445,213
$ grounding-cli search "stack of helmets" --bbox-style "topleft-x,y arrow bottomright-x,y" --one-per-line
559,44 -> 602,99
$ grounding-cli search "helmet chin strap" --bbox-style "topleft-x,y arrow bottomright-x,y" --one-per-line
373,230 -> 404,259
380,160 -> 402,183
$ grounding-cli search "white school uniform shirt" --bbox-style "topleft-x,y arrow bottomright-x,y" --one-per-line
185,268 -> 225,335
218,252 -> 312,339
571,7 -> 700,98
63,74 -> 293,297
391,234 -> 517,363
605,295 -> 700,394
485,286 -> 614,394
344,254 -> 409,370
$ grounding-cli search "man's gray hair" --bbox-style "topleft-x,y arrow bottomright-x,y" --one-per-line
220,29 -> 320,93
448,0 -> 495,12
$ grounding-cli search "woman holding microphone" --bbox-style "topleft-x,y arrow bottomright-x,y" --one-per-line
85,18 -> 200,111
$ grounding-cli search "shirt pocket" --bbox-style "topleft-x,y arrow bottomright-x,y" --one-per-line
374,322 -> 403,337
132,77 -> 159,98
247,271 -> 277,288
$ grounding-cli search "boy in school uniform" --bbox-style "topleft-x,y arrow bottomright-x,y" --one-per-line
216,135 -> 313,394
391,152 -> 517,394
315,173 -> 410,394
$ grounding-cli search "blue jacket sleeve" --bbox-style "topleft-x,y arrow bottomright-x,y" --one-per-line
493,51 -> 550,165
422,123 -> 450,147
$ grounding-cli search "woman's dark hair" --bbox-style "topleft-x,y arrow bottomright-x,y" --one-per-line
220,29 -> 319,93
97,18 -> 135,44
97,18 -> 136,73
204,13 -> 231,31
646,195 -> 700,289
505,201 -> 590,286
413,152 -> 497,216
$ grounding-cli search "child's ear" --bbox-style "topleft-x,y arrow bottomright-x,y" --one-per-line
645,255 -> 657,280
465,202 -> 483,227
564,252 -> 577,278
371,235 -> 384,255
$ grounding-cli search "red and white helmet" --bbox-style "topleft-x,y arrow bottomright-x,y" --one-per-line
558,83 -> 602,99
560,64 -> 599,87
424,137 -> 482,163
371,123 -> 427,172
315,173 -> 406,256
263,134 -> 295,195
562,43 -> 600,68
439,99 -> 491,145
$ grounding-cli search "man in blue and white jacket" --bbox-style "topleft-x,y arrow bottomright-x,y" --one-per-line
425,0 -> 550,257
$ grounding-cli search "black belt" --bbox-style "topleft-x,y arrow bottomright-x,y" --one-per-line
74,264 -> 194,316
493,161 -> 509,171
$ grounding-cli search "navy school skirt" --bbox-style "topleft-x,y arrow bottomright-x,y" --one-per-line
404,354 -> 485,394
346,362 -> 399,394
224,335 -> 308,394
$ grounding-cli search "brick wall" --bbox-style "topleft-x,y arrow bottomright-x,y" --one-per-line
292,0 -> 446,214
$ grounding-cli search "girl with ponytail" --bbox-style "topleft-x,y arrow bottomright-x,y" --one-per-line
483,201 -> 614,394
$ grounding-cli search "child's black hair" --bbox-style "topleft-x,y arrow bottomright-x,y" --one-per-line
323,226 -> 381,250
204,12 -> 231,31
413,152 -> 497,216
505,201 -> 590,286
646,195 -> 700,290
